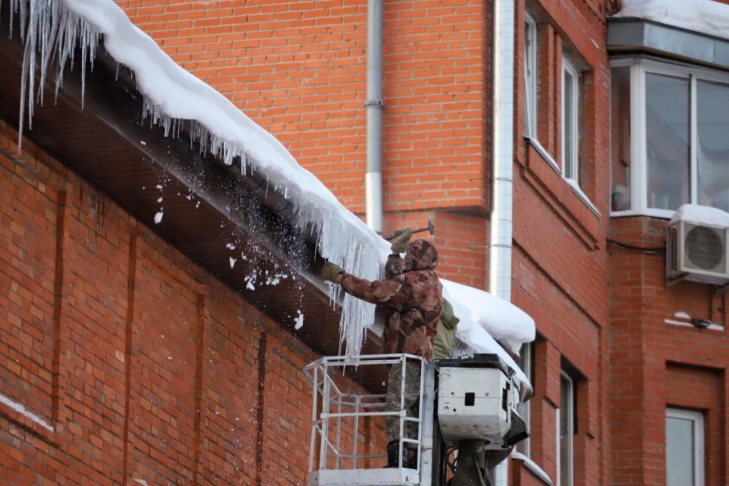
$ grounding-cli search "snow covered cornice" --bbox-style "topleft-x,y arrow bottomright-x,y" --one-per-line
1,0 -> 535,391
7,0 -> 386,357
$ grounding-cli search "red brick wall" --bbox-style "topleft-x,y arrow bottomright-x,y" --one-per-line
609,216 -> 729,484
665,365 -> 724,486
85,0 -> 619,484
0,122 -> 387,485
108,1 -> 729,483
117,0 -> 489,217
511,0 -> 612,482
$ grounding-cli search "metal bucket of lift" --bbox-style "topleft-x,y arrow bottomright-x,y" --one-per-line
304,354 -> 435,486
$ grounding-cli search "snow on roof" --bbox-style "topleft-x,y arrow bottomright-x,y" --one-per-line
443,279 -> 535,351
613,0 -> 729,41
14,0 -> 534,385
671,203 -> 729,226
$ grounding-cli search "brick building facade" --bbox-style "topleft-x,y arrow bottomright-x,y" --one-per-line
0,125 -> 356,484
117,0 -> 615,483
3,0 -> 729,485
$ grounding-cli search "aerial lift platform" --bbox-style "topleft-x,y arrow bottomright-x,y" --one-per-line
304,353 -> 528,486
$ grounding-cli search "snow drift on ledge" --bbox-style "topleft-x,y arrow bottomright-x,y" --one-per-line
6,0 -> 534,388
613,0 -> 729,41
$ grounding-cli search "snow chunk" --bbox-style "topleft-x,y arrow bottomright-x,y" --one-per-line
443,279 -> 535,356
670,203 -> 729,227
447,299 -> 532,394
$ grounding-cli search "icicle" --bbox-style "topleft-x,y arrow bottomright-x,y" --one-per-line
37,0 -> 61,104
14,0 -> 101,146
7,0 -> 388,359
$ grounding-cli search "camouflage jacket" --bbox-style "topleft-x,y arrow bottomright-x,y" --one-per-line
338,240 -> 443,362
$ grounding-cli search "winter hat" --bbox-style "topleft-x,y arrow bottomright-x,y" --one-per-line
408,239 -> 438,270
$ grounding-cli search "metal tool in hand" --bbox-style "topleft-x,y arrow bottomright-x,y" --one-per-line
383,218 -> 435,240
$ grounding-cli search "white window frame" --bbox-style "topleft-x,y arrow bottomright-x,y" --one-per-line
611,57 -> 729,218
562,57 -> 580,184
525,14 -> 537,138
557,372 -> 574,486
515,342 -> 532,457
666,407 -> 705,486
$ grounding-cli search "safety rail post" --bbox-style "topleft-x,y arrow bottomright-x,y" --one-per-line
304,354 -> 434,486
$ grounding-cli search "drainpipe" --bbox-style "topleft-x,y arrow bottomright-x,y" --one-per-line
489,0 -> 515,484
365,0 -> 384,234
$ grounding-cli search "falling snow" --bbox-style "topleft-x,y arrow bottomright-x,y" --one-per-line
9,0 -> 536,380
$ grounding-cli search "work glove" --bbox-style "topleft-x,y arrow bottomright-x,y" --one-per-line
390,228 -> 413,253
321,261 -> 344,283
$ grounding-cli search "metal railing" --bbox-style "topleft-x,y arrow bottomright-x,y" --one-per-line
304,354 -> 435,486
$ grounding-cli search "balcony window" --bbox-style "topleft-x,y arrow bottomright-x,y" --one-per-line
610,58 -> 729,217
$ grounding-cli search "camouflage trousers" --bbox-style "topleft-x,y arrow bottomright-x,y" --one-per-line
385,361 -> 422,442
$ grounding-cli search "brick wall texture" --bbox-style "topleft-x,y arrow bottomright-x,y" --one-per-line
0,123 -> 387,485
113,0 -> 614,483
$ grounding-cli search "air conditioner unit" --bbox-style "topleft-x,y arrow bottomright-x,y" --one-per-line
666,220 -> 729,285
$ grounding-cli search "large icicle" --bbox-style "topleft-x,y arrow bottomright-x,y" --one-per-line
4,0 -> 538,393
5,0 -> 388,357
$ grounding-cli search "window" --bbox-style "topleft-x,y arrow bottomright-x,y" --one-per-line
558,372 -> 574,486
524,14 -> 537,138
610,65 -> 632,211
645,72 -> 690,211
562,58 -> 580,183
666,408 -> 704,486
515,342 -> 533,456
611,58 -> 729,217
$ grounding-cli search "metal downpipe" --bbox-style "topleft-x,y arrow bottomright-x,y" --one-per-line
489,0 -> 516,483
365,0 -> 384,234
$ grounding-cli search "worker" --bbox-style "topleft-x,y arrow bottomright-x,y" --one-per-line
320,228 -> 443,468
433,297 -> 459,361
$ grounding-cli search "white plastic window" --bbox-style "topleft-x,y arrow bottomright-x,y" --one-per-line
666,408 -> 704,486
562,58 -> 580,184
525,14 -> 537,138
515,342 -> 532,457
558,372 -> 574,486
610,58 -> 729,217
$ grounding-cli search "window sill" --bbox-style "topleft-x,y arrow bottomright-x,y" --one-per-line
511,451 -> 554,486
527,137 -> 601,218
527,136 -> 559,172
523,137 -> 602,249
610,208 -> 674,219
565,178 -> 600,218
